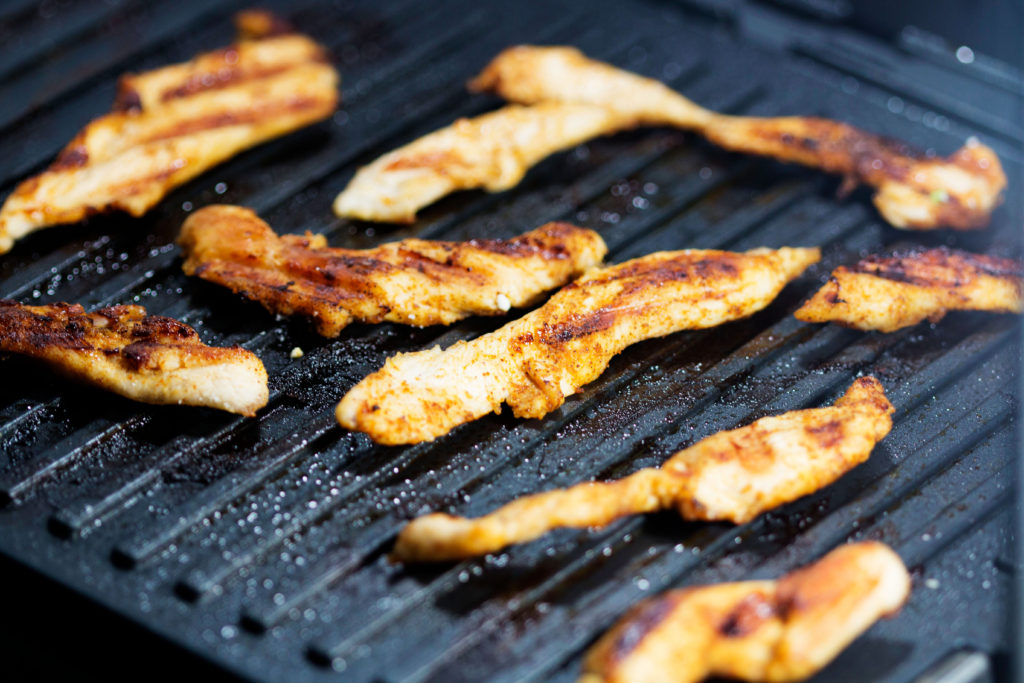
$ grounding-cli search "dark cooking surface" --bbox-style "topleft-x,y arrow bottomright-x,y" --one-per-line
0,0 -> 1020,681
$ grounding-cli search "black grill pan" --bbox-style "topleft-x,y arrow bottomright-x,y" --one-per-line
0,1 -> 1020,681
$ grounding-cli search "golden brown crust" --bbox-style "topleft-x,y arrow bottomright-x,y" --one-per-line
332,102 -> 636,223
795,247 -> 1024,332
0,12 -> 339,254
179,205 -> 607,337
0,299 -> 268,415
472,46 -> 1006,230
392,377 -> 891,561
338,246 -> 820,445
581,542 -> 910,683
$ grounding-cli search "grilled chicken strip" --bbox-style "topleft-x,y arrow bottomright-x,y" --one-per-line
471,46 -> 1006,230
0,11 -> 339,254
581,542 -> 910,683
179,205 -> 607,337
0,300 -> 268,415
339,246 -> 820,445
393,377 -> 891,561
333,102 -> 637,222
795,247 -> 1024,332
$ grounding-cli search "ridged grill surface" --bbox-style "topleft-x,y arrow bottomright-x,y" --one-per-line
0,1 -> 1020,681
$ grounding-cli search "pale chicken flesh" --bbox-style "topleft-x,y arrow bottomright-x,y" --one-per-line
580,542 -> 910,683
0,11 -> 339,254
338,246 -> 820,445
179,205 -> 607,337
0,299 -> 268,415
393,377 -> 892,561
471,46 -> 1006,230
333,102 -> 637,222
795,247 -> 1023,332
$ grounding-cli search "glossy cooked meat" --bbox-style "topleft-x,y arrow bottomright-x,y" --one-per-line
179,205 -> 607,337
471,45 -> 1006,230
795,247 -> 1024,332
393,377 -> 891,561
0,299 -> 268,415
580,542 -> 911,683
0,11 -> 339,254
333,102 -> 636,222
338,246 -> 820,444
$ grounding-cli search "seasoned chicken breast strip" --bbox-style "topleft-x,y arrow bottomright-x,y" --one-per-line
179,205 -> 607,337
338,246 -> 820,445
581,542 -> 910,683
393,377 -> 891,561
471,46 -> 1006,230
0,300 -> 268,415
795,247 -> 1023,332
0,11 -> 339,254
333,102 -> 637,222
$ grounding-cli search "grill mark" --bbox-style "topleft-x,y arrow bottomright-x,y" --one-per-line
112,81 -> 143,113
0,301 -> 201,360
140,95 -> 333,144
754,119 -> 922,182
581,253 -> 741,290
718,591 -> 777,637
467,222 -> 578,260
385,150 -> 469,173
159,61 -> 300,103
808,418 -> 843,448
513,253 -> 747,347
530,308 -> 619,346
50,144 -> 89,171
850,247 -> 1024,287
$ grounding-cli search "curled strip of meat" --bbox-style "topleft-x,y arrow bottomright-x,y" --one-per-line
0,11 -> 339,254
392,377 -> 891,561
795,247 -> 1024,332
333,102 -> 637,222
472,45 -> 1006,230
0,299 -> 268,415
581,542 -> 910,683
339,246 -> 820,445
179,205 -> 607,337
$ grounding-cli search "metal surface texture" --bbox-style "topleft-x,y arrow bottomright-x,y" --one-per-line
0,1 -> 1020,681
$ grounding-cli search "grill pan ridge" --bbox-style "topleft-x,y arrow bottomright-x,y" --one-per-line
0,1 -> 1019,681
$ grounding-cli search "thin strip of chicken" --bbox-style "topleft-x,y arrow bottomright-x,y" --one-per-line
333,102 -> 637,222
392,376 -> 891,561
580,542 -> 910,683
0,299 -> 268,415
0,11 -> 339,254
795,247 -> 1023,332
338,246 -> 820,445
471,45 -> 1006,230
179,205 -> 607,337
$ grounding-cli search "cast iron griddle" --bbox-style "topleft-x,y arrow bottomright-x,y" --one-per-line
0,0 -> 1020,680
